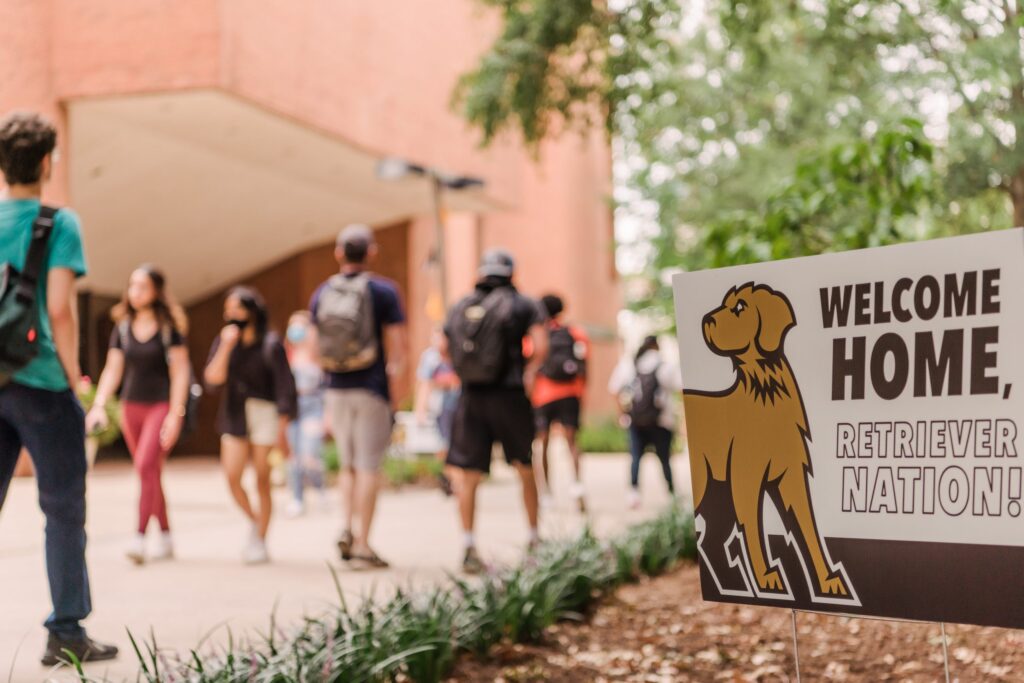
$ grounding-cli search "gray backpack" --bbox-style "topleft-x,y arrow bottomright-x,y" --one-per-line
316,273 -> 378,373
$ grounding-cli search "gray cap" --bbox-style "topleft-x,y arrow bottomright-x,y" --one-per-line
479,248 -> 515,278
337,224 -> 375,249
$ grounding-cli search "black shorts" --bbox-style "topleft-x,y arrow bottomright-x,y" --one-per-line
447,388 -> 535,473
534,396 -> 581,431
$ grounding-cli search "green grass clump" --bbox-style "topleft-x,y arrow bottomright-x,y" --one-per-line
86,505 -> 696,683
576,417 -> 630,453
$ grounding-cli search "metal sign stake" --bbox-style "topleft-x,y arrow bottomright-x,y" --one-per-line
940,622 -> 951,683
791,609 -> 801,683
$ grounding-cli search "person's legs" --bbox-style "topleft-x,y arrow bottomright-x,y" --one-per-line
220,435 -> 255,522
628,426 -> 644,489
124,403 -> 171,534
0,407 -> 23,511
496,390 -> 540,544
14,387 -> 92,637
453,467 -> 482,534
250,444 -> 273,538
515,462 -> 539,531
348,391 -> 392,559
654,427 -> 675,494
327,391 -> 357,537
286,420 -> 305,505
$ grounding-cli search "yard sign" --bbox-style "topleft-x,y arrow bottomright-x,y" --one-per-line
673,228 -> 1024,628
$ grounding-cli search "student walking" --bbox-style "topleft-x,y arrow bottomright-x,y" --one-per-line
530,294 -> 589,512
204,286 -> 296,564
414,327 -> 460,496
445,249 -> 548,574
86,265 -> 191,564
608,335 -> 682,508
0,112 -> 117,665
312,225 -> 407,569
283,310 -> 327,517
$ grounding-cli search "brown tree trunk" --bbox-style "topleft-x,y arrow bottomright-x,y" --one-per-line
1011,170 -> 1024,228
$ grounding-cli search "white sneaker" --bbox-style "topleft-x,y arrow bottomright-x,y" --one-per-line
627,489 -> 642,510
151,533 -> 174,561
540,493 -> 555,510
126,534 -> 146,565
285,499 -> 305,518
569,481 -> 586,500
243,536 -> 270,565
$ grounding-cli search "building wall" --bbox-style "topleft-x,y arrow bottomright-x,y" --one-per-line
1,0 -> 623,454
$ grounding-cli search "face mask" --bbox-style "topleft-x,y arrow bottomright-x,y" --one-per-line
286,324 -> 308,344
226,318 -> 249,330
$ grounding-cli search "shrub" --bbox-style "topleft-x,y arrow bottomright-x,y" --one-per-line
577,417 -> 630,453
103,505 -> 697,683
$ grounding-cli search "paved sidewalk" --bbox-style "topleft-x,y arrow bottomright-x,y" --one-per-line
0,448 -> 688,682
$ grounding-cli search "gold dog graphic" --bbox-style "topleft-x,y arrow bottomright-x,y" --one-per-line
684,283 -> 852,600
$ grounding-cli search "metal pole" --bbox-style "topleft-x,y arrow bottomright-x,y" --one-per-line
940,622 -> 950,683
791,609 -> 801,683
430,174 -> 449,310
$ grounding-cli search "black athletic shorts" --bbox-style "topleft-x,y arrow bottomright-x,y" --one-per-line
447,387 -> 535,473
534,396 -> 581,431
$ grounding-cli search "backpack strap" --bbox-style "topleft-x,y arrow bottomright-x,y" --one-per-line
118,319 -> 131,350
15,205 -> 57,304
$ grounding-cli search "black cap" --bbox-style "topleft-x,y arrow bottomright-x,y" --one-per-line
479,248 -> 515,278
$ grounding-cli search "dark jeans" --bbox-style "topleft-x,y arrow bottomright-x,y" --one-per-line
628,425 -> 675,494
0,383 -> 91,638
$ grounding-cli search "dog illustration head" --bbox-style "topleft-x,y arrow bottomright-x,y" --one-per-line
701,283 -> 796,360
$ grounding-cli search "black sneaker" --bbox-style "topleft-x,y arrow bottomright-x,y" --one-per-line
462,546 -> 485,575
336,530 -> 354,561
41,633 -> 118,667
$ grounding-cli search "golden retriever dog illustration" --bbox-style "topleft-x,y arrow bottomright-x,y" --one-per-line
684,283 -> 849,597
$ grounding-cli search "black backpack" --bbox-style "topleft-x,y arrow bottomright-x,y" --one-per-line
540,325 -> 585,382
629,363 -> 663,428
118,320 -> 203,436
447,287 -> 515,385
0,206 -> 57,386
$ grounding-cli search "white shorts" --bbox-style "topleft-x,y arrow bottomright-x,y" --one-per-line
243,398 -> 280,447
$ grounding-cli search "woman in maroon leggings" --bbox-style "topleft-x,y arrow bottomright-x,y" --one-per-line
86,265 -> 191,564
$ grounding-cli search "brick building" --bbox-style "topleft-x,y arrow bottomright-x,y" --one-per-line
0,0 -> 620,453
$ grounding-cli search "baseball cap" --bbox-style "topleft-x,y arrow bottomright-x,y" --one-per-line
479,248 -> 515,278
337,224 -> 375,249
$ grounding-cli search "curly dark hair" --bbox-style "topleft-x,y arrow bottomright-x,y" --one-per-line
541,294 -> 564,319
0,112 -> 57,185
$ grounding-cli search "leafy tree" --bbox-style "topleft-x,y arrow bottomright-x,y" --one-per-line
455,0 -> 1019,318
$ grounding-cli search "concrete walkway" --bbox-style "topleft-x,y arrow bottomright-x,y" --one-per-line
0,448 -> 689,682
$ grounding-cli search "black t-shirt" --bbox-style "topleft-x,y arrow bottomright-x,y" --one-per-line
205,333 -> 298,437
110,322 -> 185,404
448,278 -> 547,390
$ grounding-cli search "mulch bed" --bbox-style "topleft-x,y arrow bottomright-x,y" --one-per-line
449,562 -> 1024,682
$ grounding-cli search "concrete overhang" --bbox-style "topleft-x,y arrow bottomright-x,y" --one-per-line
68,89 -> 501,303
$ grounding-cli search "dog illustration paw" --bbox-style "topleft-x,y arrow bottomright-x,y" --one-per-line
757,569 -> 785,592
820,573 -> 849,597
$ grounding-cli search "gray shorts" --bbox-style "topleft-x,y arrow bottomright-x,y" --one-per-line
325,389 -> 393,471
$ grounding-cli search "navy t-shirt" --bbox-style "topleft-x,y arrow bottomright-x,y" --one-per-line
310,273 -> 406,401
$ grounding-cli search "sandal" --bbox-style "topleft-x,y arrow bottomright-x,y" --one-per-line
336,531 -> 354,561
348,550 -> 390,570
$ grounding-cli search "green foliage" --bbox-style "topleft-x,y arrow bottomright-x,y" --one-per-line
77,382 -> 121,447
577,417 -> 630,453
381,457 -> 445,487
457,0 -> 1021,320
322,443 -> 442,487
99,505 -> 696,683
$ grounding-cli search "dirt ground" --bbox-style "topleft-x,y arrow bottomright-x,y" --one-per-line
449,562 -> 1024,682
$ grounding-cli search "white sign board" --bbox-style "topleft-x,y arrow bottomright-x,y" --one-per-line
673,229 -> 1024,627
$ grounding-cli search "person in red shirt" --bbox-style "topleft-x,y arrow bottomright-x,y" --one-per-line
530,294 -> 590,512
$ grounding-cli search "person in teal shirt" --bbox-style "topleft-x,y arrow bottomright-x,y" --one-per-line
0,199 -> 87,389
0,112 -> 118,666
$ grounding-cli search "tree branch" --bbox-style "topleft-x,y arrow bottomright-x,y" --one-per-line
895,0 -> 1012,153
